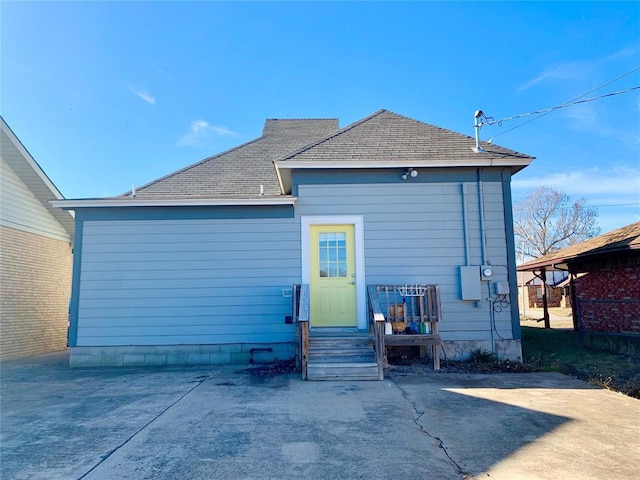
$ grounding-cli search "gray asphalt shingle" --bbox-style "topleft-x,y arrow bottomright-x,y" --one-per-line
125,110 -> 533,200
279,110 -> 532,164
129,119 -> 339,199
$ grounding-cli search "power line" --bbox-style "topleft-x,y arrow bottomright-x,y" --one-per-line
585,203 -> 640,208
484,65 -> 640,140
481,85 -> 640,127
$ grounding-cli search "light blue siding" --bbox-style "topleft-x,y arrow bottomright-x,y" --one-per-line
73,171 -> 517,350
76,217 -> 300,346
295,181 -> 515,340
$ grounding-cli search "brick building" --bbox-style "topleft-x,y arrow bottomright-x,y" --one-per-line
1,117 -> 75,360
518,222 -> 640,334
517,271 -> 567,309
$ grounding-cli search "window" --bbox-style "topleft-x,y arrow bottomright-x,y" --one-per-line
318,232 -> 347,277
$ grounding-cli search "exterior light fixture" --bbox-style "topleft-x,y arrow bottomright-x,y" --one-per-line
401,168 -> 419,180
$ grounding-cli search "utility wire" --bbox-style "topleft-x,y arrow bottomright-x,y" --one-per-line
481,85 -> 640,126
485,65 -> 640,140
585,203 -> 640,208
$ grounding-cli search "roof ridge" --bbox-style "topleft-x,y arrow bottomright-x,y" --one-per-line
120,135 -> 264,197
265,117 -> 340,121
384,110 -> 534,158
275,109 -> 534,162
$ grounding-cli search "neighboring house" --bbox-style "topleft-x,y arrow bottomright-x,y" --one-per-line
54,109 -> 534,370
1,117 -> 75,360
516,270 -> 568,309
518,222 -> 640,334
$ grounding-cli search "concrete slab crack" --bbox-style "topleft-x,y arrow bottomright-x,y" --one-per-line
390,378 -> 473,480
76,371 -> 215,480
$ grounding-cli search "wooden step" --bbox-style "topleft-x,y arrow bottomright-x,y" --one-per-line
306,330 -> 381,380
308,352 -> 376,363
306,362 -> 380,381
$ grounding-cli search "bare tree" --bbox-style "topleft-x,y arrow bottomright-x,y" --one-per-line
514,186 -> 599,328
514,186 -> 599,259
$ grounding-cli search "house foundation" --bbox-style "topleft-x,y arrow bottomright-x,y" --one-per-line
440,339 -> 523,362
70,343 -> 296,367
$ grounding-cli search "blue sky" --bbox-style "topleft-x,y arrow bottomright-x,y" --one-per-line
2,1 -> 639,233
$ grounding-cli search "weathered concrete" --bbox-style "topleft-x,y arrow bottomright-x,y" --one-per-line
70,343 -> 295,367
1,350 -> 638,479
392,372 -> 640,479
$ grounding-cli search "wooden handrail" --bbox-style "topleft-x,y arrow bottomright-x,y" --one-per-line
293,284 -> 310,380
367,285 -> 386,322
298,284 -> 310,322
367,285 -> 386,379
369,284 -> 442,370
375,284 -> 442,325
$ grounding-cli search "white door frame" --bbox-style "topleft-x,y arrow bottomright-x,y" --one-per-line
301,215 -> 366,330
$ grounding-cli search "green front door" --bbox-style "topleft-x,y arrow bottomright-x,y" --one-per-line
309,224 -> 357,327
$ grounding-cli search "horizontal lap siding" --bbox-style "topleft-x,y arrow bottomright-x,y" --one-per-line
77,218 -> 299,346
296,182 -> 513,339
0,158 -> 70,241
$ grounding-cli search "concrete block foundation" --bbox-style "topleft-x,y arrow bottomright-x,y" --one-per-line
70,343 -> 296,367
440,339 -> 523,362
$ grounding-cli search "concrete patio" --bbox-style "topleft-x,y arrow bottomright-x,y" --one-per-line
1,351 -> 638,479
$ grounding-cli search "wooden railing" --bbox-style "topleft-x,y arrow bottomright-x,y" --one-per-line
292,284 -> 310,380
367,286 -> 386,380
367,284 -> 442,370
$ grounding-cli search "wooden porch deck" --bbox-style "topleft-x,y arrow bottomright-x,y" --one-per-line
292,283 -> 443,380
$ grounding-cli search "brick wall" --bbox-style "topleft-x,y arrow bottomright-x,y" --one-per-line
1,226 -> 72,359
525,285 -> 562,308
575,264 -> 640,334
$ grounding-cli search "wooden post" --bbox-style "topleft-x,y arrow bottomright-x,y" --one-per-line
432,321 -> 440,370
570,271 -> 579,331
298,284 -> 310,380
375,320 -> 385,379
540,267 -> 550,328
300,321 -> 309,380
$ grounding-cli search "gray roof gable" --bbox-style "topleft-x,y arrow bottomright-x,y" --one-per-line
116,109 -> 533,202
278,109 -> 533,164
129,119 -> 339,199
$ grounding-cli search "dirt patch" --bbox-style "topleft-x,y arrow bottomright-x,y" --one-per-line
386,357 -> 538,377
239,360 -> 298,377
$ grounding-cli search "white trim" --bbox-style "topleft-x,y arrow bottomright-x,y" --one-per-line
301,215 -> 366,330
276,159 -> 532,169
273,162 -> 286,195
0,118 -> 65,201
50,197 -> 297,209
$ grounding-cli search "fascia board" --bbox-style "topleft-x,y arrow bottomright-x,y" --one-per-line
50,197 -> 297,209
275,159 -> 533,169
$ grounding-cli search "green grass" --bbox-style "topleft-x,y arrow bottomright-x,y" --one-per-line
521,327 -> 640,399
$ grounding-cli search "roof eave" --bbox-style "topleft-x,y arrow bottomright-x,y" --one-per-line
517,261 -> 569,272
50,196 -> 297,210
274,158 -> 533,170
518,245 -> 640,272
1,117 -> 75,237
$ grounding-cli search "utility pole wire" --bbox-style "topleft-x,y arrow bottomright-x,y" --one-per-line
481,85 -> 640,127
485,65 -> 640,140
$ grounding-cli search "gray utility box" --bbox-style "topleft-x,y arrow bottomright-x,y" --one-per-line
460,266 -> 481,301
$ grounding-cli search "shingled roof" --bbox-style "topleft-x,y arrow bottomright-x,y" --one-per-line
55,109 -> 535,208
277,109 -> 533,166
128,119 -> 339,200
518,222 -> 640,271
